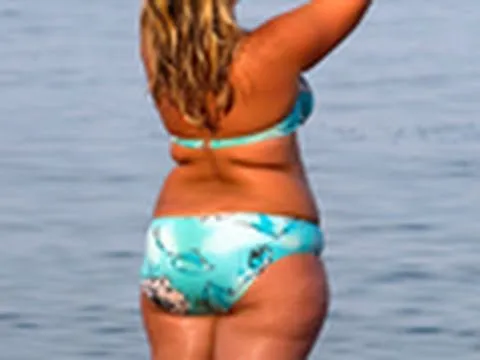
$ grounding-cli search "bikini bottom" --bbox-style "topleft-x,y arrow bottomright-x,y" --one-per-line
140,212 -> 324,315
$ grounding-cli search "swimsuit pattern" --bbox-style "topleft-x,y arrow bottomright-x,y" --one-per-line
141,213 -> 324,315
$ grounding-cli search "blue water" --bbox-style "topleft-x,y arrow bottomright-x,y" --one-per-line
1,1 -> 479,359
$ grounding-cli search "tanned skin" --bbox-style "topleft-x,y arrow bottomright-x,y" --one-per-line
139,1 -> 371,359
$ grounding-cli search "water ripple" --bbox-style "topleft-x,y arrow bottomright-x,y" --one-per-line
14,321 -> 41,330
402,325 -> 444,335
100,250 -> 139,260
1,1 -> 479,360
0,311 -> 21,321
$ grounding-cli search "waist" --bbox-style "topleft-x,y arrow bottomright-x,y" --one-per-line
154,166 -> 320,224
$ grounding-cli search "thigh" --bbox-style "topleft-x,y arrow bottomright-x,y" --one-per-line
141,293 -> 216,360
214,254 -> 329,360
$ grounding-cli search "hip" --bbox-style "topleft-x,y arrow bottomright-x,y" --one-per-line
140,212 -> 325,315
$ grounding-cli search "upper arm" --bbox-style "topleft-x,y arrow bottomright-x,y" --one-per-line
256,0 -> 372,72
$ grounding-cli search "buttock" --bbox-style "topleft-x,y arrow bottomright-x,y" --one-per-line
140,212 -> 325,315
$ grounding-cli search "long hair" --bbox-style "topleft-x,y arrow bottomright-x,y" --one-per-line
141,0 -> 243,130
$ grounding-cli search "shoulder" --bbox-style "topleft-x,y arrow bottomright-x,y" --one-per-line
241,0 -> 372,72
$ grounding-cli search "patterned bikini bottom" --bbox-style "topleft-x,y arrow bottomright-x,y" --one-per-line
140,212 -> 324,315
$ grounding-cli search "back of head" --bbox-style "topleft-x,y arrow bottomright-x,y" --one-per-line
141,0 -> 243,130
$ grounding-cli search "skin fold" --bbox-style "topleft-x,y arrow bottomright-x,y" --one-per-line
139,1 -> 372,359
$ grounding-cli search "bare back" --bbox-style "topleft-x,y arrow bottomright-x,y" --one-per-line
140,0 -> 371,223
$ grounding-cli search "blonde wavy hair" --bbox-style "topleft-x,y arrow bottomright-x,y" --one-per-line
141,0 -> 244,129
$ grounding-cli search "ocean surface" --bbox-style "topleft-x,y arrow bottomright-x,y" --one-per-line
1,0 -> 479,359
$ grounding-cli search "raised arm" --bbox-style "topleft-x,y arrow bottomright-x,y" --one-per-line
257,0 -> 372,72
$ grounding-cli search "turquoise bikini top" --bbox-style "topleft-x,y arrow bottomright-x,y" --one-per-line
170,76 -> 314,149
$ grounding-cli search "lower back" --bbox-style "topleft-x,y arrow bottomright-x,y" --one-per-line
153,135 -> 320,224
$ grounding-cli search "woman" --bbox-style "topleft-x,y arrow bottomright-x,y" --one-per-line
139,0 -> 371,359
